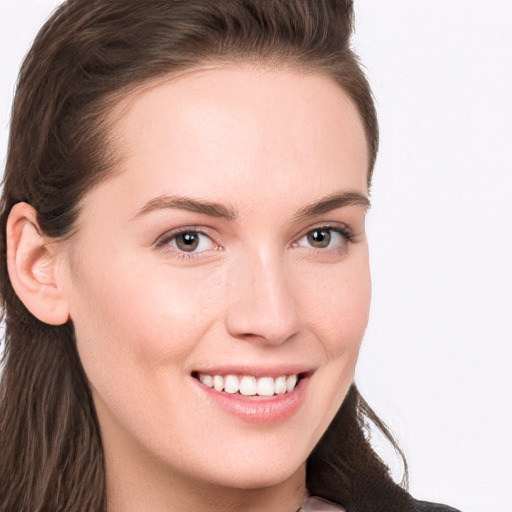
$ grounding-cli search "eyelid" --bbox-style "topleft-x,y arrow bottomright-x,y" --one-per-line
153,225 -> 221,256
152,222 -> 355,260
292,222 -> 354,245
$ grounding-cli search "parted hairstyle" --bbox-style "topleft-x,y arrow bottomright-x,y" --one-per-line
0,1 -> 413,511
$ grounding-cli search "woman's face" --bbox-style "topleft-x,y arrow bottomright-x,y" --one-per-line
63,67 -> 370,493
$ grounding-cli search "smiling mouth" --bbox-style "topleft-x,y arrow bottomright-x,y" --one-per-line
192,372 -> 304,397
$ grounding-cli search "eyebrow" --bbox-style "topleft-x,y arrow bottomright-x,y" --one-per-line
135,195 -> 237,220
293,191 -> 370,220
134,190 -> 370,221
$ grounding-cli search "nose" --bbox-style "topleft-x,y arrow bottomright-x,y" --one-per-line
225,249 -> 302,345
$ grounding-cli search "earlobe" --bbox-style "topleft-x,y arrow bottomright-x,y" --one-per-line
6,202 -> 70,325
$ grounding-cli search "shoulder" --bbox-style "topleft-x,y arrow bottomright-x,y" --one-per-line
412,498 -> 462,512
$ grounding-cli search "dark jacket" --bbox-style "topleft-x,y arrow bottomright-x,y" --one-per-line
412,498 -> 461,512
303,496 -> 461,511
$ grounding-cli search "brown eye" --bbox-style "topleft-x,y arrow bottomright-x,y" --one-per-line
175,232 -> 200,252
156,228 -> 218,258
294,227 -> 351,251
306,229 -> 332,248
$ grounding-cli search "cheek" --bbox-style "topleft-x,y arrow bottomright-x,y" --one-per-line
293,254 -> 371,444
69,252 -> 222,385
297,252 -> 371,361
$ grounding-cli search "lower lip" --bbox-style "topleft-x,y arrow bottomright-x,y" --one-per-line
192,376 -> 309,424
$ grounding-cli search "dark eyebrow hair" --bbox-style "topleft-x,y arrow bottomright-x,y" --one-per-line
293,191 -> 370,220
134,195 -> 237,220
134,190 -> 369,222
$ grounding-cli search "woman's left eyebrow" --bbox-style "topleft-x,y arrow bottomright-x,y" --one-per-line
293,191 -> 370,220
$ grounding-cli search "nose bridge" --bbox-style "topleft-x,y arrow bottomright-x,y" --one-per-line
225,246 -> 301,344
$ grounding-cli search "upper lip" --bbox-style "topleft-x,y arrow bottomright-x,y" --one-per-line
191,364 -> 315,378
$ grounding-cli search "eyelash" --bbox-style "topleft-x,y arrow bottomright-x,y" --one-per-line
154,224 -> 354,260
295,225 -> 354,246
154,226 -> 219,260
291,225 -> 355,260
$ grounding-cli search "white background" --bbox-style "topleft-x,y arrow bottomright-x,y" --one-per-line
1,2 -> 511,512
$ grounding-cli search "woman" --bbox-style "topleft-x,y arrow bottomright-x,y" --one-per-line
0,1 -> 461,511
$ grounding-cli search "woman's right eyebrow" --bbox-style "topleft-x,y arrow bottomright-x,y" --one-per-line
133,195 -> 237,220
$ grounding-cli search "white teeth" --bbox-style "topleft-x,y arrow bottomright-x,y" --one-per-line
199,374 -> 213,387
286,374 -> 297,392
224,375 -> 239,394
197,373 -> 300,396
239,376 -> 257,396
213,375 -> 224,392
274,375 -> 287,395
256,376 -> 275,396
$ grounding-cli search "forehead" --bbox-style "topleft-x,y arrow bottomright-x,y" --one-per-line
90,67 -> 368,218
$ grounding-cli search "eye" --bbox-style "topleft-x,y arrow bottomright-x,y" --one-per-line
294,227 -> 351,250
157,229 -> 218,255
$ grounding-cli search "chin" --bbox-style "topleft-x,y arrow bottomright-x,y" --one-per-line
208,464 -> 303,491
187,444 -> 307,491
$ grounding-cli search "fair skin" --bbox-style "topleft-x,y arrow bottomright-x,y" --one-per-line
7,67 -> 370,512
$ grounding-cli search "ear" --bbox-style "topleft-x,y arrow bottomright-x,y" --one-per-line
6,202 -> 70,325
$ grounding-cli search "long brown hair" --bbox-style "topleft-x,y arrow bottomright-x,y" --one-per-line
1,1 -> 411,510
